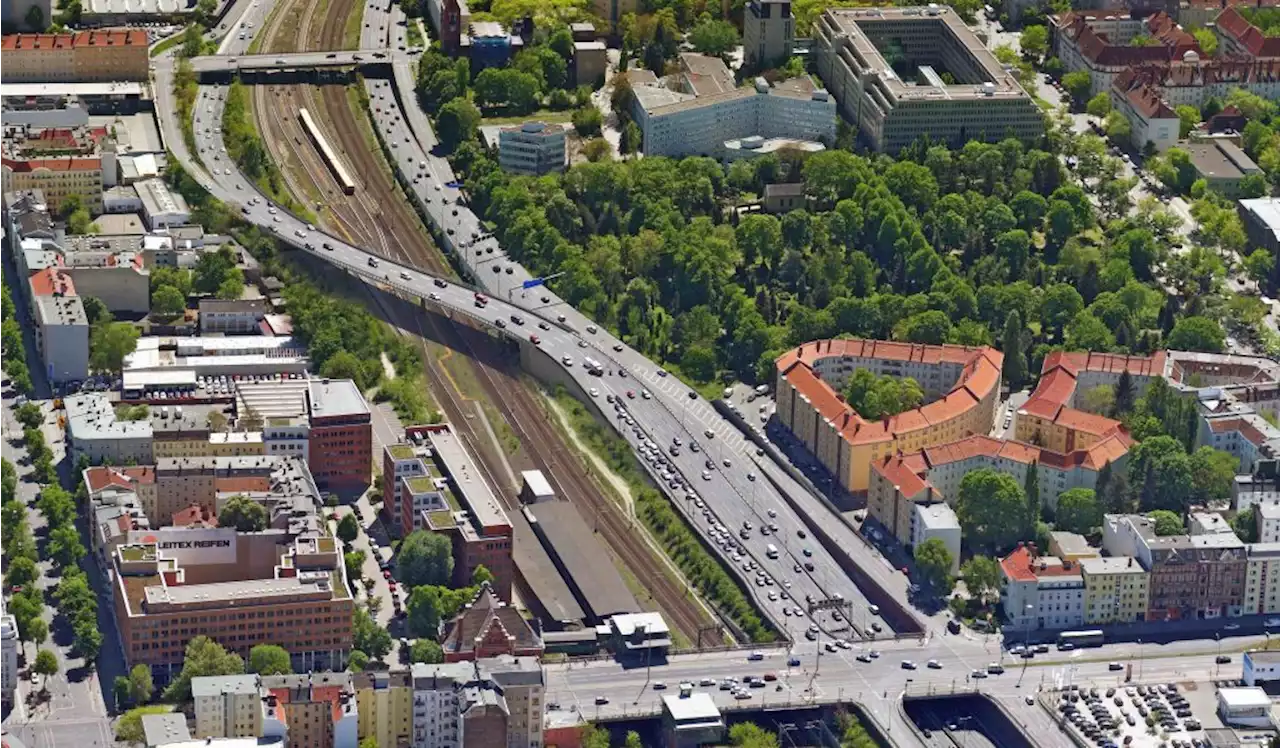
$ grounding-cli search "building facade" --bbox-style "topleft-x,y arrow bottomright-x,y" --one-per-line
307,379 -> 372,489
1244,543 -> 1280,616
2,156 -> 103,215
999,545 -> 1086,631
743,0 -> 794,71
193,674 -> 264,739
0,30 -> 149,83
1079,556 -> 1150,624
776,338 -> 1003,495
28,267 -> 89,383
496,123 -> 567,176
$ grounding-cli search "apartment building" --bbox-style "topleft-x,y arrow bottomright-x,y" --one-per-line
1000,544 -> 1086,631
393,425 -> 515,600
495,123 -> 566,176
1240,196 -> 1280,256
1,602 -> 16,707
908,503 -> 961,573
408,658 -> 545,748
193,674 -> 263,739
1079,556 -> 1150,624
1102,514 -> 1247,620
1184,139 -> 1265,197
199,299 -> 268,335
1016,351 -> 1164,455
113,535 -> 355,681
1214,6 -> 1280,60
27,266 -> 89,383
2,155 -> 103,216
65,392 -> 154,463
1110,75 -> 1180,153
813,7 -> 1043,152
1050,12 -> 1200,97
1244,542 -> 1280,615
440,584 -> 545,662
61,249 -> 150,314
0,30 -> 149,83
307,379 -> 372,488
353,670 -> 413,748
260,673 -> 359,748
742,0 -> 794,71
776,338 -> 1003,495
630,53 -> 835,159
84,465 -> 156,565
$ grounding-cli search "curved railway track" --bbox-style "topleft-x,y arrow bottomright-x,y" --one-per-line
248,0 -> 724,645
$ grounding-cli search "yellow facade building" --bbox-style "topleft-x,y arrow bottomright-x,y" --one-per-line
1,30 -> 149,83
354,671 -> 413,748
1080,556 -> 1150,624
775,339 -> 1002,495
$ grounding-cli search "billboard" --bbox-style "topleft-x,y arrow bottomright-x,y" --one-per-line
127,527 -> 238,565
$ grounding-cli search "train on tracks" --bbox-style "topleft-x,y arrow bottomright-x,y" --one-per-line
298,107 -> 356,195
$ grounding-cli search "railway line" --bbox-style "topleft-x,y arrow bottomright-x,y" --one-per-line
244,0 -> 723,644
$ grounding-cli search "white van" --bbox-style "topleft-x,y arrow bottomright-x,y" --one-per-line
766,544 -> 779,559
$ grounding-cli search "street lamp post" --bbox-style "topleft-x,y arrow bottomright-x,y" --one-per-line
1018,603 -> 1035,688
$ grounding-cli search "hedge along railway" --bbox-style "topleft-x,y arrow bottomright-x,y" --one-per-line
299,107 -> 356,195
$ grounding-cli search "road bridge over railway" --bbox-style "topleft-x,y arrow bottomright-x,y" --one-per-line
187,49 -> 417,76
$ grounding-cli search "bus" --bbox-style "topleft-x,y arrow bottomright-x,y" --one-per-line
1057,630 -> 1105,649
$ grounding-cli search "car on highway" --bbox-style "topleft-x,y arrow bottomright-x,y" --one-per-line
987,663 -> 1004,674
857,653 -> 872,663
927,660 -> 942,669
901,660 -> 917,670
594,696 -> 608,705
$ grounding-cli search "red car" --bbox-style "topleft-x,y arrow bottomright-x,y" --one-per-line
627,390 -> 636,399
382,570 -> 391,580
530,334 -> 540,345
763,673 -> 777,682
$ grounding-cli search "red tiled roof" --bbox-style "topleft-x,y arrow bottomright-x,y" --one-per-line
1209,417 -> 1270,446
871,456 -> 932,498
85,465 -> 155,492
171,503 -> 218,527
776,338 -> 1003,448
1055,407 -> 1125,436
215,476 -> 271,494
28,266 -> 76,297
310,686 -> 344,723
1,29 -> 147,51
2,156 -> 102,173
1217,7 -> 1280,58
1001,545 -> 1082,582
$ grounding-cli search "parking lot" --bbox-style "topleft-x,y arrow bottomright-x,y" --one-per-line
1055,680 -> 1215,748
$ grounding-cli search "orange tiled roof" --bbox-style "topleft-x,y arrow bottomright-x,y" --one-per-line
1209,417 -> 1270,446
215,476 -> 271,494
776,338 -> 1003,448
28,266 -> 76,297
1001,545 -> 1083,582
85,465 -> 155,492
871,456 -> 932,498
1,29 -> 147,51
2,156 -> 102,173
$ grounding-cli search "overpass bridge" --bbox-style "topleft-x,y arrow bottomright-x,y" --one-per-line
187,49 -> 412,76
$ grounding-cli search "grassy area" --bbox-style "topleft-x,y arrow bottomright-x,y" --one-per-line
221,79 -> 315,222
150,32 -> 184,57
550,386 -> 775,643
480,108 -> 576,126
343,0 -> 365,50
406,18 -> 424,47
173,60 -> 202,167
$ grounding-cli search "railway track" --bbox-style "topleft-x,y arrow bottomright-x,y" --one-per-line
248,0 -> 723,645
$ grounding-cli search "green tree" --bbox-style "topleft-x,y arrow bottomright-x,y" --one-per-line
1175,105 -> 1201,139
1086,92 -> 1112,118
33,648 -> 59,681
353,608 -> 392,660
151,285 -> 186,317
1244,249 -> 1274,284
436,98 -> 481,151
48,525 -> 86,567
360,737 -> 380,748
89,322 -> 140,374
1192,27 -> 1217,55
16,402 -> 44,430
1055,488 -> 1102,534
218,495 -> 268,532
913,538 -> 955,594
1189,446 -> 1237,503
410,639 -> 444,664
4,556 -> 39,589
128,664 -> 154,704
729,723 -> 780,748
842,369 -> 924,421
961,555 -> 1002,603
1233,507 -> 1259,543
1149,509 -> 1183,536
571,106 -> 603,137
1062,71 -> 1092,105
348,650 -> 370,672
163,636 -> 245,701
472,564 -> 495,586
337,513 -> 360,543
406,585 -> 442,638
248,644 -> 293,675
25,618 -> 48,647
397,530 -> 455,587
956,469 -> 1030,553
1168,315 -> 1226,352
1020,25 -> 1048,58
687,14 -> 739,59
581,725 -> 611,748
117,706 -> 175,743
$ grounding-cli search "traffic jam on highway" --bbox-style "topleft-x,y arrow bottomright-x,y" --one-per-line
186,1 -> 898,652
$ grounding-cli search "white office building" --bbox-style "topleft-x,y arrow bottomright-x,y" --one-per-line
495,122 -> 567,176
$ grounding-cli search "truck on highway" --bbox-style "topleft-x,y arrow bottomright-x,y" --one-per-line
1057,629 -> 1104,649
766,544 -> 779,559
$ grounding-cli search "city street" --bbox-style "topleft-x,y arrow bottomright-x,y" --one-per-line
1,256 -> 118,742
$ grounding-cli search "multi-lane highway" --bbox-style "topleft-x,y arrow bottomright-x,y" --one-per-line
155,0 -> 906,645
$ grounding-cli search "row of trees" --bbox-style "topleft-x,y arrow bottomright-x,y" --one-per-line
3,285 -> 33,395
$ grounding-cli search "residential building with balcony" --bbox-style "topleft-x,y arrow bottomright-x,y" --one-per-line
1000,544 -> 1086,631
1080,555 -> 1150,624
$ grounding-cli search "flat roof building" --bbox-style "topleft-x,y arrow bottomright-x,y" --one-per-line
525,500 -> 639,624
662,692 -> 725,748
28,266 -> 89,384
1183,139 -> 1264,197
632,53 -> 836,159
114,534 -> 355,682
1240,197 -> 1280,255
135,177 -> 191,229
814,6 -> 1043,152
65,391 -> 154,463
496,122 -> 566,176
